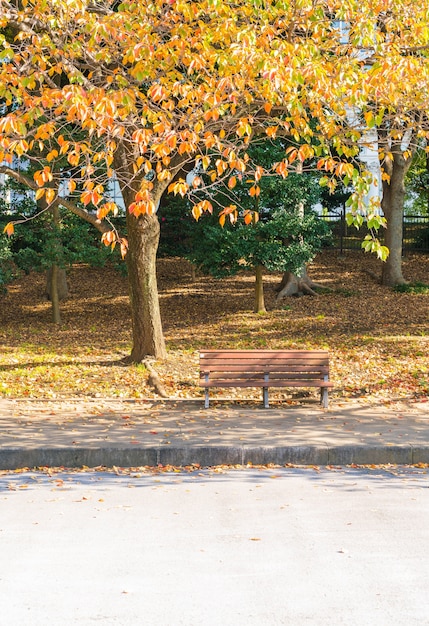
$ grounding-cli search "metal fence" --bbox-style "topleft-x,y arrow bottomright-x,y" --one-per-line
319,212 -> 429,253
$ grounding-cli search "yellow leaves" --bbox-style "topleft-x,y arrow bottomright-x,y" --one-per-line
0,114 -> 26,137
45,188 -> 56,204
201,155 -> 211,171
46,149 -> 58,162
188,57 -> 205,74
80,184 -> 104,207
191,200 -> 213,221
97,202 -> 118,221
157,168 -> 172,182
3,222 -> 14,237
275,161 -> 288,179
236,118 -> 252,138
34,167 -> 53,187
34,187 -> 56,204
168,179 -> 188,198
128,183 -> 156,216
228,175 -> 237,189
219,205 -> 237,227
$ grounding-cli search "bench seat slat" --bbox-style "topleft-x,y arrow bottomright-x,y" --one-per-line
201,365 -> 329,373
201,380 -> 333,388
200,371 -> 330,379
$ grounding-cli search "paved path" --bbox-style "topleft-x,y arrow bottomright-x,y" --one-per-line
1,467 -> 429,625
0,396 -> 428,468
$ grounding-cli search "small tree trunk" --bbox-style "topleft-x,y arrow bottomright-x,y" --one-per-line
125,210 -> 166,362
42,196 -> 68,322
254,265 -> 266,313
380,137 -> 413,287
49,264 -> 62,324
46,266 -> 68,301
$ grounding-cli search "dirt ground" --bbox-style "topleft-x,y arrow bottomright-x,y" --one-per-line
0,250 -> 428,406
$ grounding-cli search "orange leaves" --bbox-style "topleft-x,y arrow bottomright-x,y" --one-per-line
228,175 -> 237,189
34,187 -> 56,204
80,183 -> 104,207
191,200 -> 213,221
219,205 -> 237,227
81,190 -> 102,206
94,97 -> 117,119
101,231 -> 128,258
265,126 -> 278,138
128,183 -> 156,216
96,202 -> 118,221
132,128 -> 153,146
46,149 -> 58,162
148,84 -> 168,103
236,118 -> 252,138
275,161 -> 289,179
243,210 -> 258,225
34,167 -> 53,187
215,159 -> 228,176
3,222 -> 14,237
168,179 -> 188,198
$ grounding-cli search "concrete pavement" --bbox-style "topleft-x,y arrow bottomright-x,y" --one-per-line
0,395 -> 428,469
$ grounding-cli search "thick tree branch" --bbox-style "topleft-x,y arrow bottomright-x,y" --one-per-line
0,164 -> 110,233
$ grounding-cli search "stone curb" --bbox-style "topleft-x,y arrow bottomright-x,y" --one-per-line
1,444 -> 429,470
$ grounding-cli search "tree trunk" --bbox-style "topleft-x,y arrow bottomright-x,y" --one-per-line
381,140 -> 412,287
42,195 -> 67,323
114,146 -> 187,361
276,266 -> 321,299
254,265 -> 266,313
125,210 -> 166,361
48,264 -> 62,324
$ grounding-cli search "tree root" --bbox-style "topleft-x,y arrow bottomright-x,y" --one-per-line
275,271 -> 322,300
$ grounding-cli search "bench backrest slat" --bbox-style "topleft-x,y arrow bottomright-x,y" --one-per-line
200,351 -> 329,369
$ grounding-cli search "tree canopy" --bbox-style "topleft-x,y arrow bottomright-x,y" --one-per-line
0,0 -> 395,229
1,0 -> 429,357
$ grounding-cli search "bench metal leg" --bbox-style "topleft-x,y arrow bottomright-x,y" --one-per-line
262,387 -> 269,408
204,373 -> 210,408
321,387 -> 328,409
263,373 -> 269,408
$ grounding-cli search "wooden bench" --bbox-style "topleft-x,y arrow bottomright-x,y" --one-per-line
199,350 -> 333,409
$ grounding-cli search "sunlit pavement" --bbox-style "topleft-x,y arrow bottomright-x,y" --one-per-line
0,397 -> 429,468
1,466 -> 429,625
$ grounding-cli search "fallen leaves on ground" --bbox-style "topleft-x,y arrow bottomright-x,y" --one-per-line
0,251 -> 428,406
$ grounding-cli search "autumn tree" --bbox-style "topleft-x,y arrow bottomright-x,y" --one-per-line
340,3 -> 429,286
1,0 -> 404,361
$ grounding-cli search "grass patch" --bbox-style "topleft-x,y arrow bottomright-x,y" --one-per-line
394,281 -> 429,294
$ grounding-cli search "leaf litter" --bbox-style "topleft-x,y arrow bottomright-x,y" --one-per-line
0,251 -> 427,406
